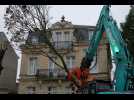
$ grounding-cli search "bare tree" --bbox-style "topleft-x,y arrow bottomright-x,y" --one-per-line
4,5 -> 79,87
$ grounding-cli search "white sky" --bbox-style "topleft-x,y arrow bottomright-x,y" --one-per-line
0,5 -> 131,81
50,5 -> 130,27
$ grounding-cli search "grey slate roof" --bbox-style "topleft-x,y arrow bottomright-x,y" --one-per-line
26,30 -> 48,44
73,25 -> 95,41
26,25 -> 95,44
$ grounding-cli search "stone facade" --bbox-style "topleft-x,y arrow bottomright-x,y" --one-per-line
0,32 -> 18,93
18,16 -> 111,94
96,36 -> 111,80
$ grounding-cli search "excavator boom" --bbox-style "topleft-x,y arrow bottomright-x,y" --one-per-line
80,5 -> 134,92
67,5 -> 134,93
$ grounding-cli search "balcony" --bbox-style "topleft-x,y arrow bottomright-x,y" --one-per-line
36,68 -> 66,80
52,41 -> 73,50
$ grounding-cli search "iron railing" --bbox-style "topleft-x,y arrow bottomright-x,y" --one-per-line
36,68 -> 66,80
52,41 -> 73,49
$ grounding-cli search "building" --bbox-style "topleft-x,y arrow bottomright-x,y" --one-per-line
0,32 -> 18,93
18,16 -> 111,94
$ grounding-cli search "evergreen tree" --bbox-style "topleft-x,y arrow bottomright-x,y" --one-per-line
121,6 -> 134,58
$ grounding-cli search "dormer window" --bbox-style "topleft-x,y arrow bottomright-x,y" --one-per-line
88,31 -> 93,41
56,32 -> 62,42
64,31 -> 71,41
32,36 -> 38,44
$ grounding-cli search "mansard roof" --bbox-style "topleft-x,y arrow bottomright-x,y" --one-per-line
26,16 -> 96,44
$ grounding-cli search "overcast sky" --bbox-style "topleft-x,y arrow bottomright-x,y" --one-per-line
49,5 -> 130,27
0,5 -> 131,81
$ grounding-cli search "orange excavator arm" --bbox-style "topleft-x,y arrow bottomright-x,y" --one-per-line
67,66 -> 96,88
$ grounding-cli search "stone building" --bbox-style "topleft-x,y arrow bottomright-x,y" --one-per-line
0,32 -> 18,93
18,16 -> 111,94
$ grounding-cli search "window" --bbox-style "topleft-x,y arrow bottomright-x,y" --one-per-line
28,57 -> 38,75
65,87 -> 72,94
83,48 -> 87,57
31,36 -> 38,43
90,55 -> 97,73
88,31 -> 93,41
64,31 -> 72,48
56,32 -> 62,42
64,31 -> 70,41
71,56 -> 75,68
48,86 -> 57,94
66,56 -> 75,69
54,32 -> 62,48
48,58 -> 57,76
48,59 -> 54,72
66,57 -> 70,69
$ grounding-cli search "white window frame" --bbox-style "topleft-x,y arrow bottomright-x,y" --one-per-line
65,87 -> 72,94
48,58 -> 57,76
64,31 -> 71,41
56,32 -> 62,42
83,48 -> 87,57
88,31 -> 93,41
82,49 -> 97,74
48,86 -> 57,94
89,54 -> 98,74
28,56 -> 38,75
66,56 -> 75,69
48,59 -> 54,72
